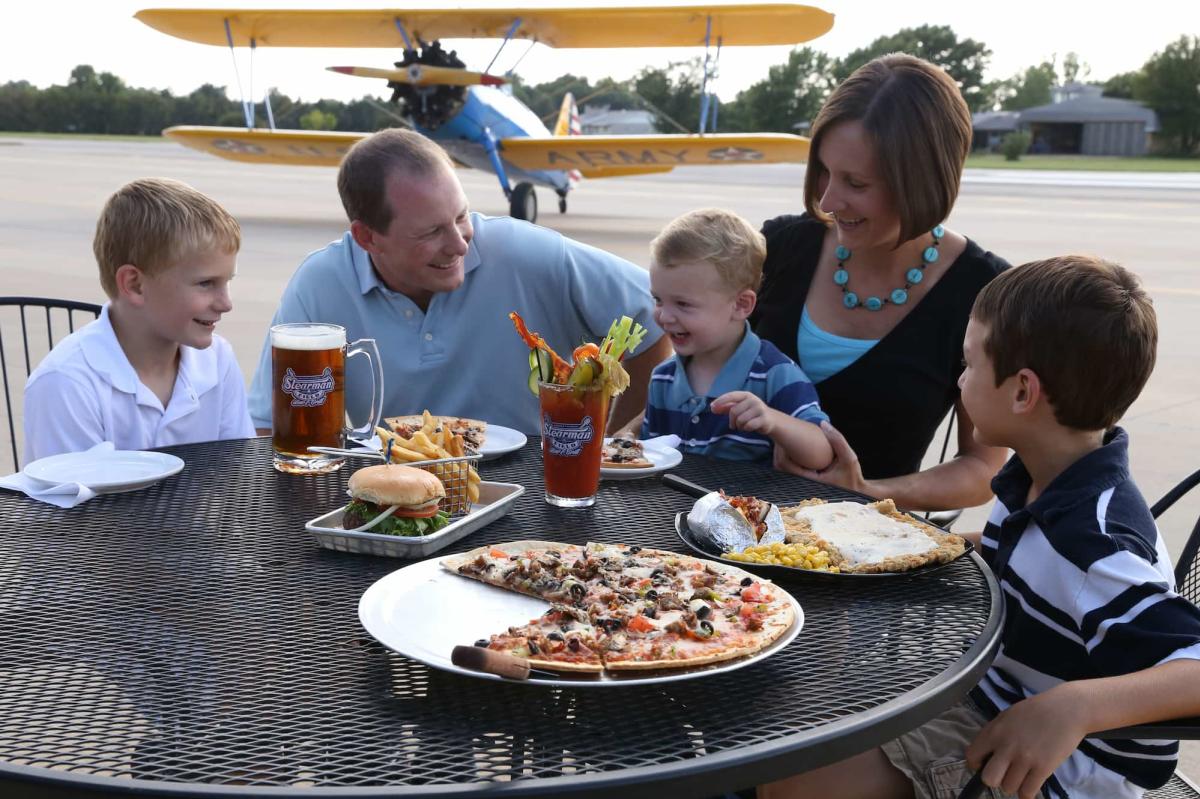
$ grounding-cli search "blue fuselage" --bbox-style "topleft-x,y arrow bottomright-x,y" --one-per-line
417,86 -> 570,193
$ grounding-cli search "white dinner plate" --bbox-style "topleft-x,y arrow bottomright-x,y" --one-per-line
600,439 -> 684,480
24,449 -> 184,493
358,556 -> 803,687
479,425 -> 528,460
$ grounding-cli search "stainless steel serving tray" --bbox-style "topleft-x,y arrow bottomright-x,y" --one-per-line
305,481 -> 524,558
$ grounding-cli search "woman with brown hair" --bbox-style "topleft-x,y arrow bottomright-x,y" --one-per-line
752,53 -> 1009,512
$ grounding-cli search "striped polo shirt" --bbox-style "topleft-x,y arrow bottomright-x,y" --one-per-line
970,428 -> 1200,798
640,323 -> 827,462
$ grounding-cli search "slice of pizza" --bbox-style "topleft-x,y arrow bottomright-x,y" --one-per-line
601,435 -> 653,468
386,414 -> 488,453
601,564 -> 795,671
441,540 -> 590,602
472,606 -> 606,673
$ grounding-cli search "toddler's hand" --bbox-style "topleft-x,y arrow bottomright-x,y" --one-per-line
712,391 -> 773,435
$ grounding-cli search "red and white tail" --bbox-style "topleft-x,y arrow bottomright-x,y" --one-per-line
553,92 -> 583,184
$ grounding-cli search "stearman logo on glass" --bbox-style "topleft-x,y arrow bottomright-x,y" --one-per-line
281,367 -> 335,407
543,415 -> 595,457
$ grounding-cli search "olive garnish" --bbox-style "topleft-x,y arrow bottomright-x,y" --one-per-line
474,639 -> 488,647
626,546 -> 642,555
645,589 -> 658,601
696,604 -> 711,620
698,620 -> 715,637
547,632 -> 564,642
570,582 -> 587,601
643,606 -> 657,619
528,640 -> 540,655
740,577 -> 753,587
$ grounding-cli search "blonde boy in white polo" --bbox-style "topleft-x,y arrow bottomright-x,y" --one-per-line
22,178 -> 254,463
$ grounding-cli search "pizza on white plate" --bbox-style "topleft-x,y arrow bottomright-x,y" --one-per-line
441,540 -> 796,673
602,435 -> 653,468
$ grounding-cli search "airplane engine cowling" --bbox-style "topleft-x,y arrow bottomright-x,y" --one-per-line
388,41 -> 466,130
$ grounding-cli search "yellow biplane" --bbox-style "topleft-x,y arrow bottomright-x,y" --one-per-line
136,4 -> 834,222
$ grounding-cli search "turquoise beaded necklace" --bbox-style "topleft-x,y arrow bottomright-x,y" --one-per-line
834,224 -> 945,311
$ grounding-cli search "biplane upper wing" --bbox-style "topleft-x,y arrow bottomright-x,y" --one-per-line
134,5 -> 834,48
498,133 -> 809,172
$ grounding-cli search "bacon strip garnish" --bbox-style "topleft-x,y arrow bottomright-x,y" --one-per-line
509,311 -> 572,383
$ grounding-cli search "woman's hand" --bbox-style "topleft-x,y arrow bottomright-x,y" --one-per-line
773,421 -> 872,496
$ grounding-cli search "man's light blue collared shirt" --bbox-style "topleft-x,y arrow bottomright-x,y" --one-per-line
249,213 -> 662,434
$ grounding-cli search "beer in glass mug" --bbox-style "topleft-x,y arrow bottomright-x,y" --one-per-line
270,323 -> 383,474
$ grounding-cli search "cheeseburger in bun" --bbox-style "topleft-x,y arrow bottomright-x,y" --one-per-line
344,464 -> 450,536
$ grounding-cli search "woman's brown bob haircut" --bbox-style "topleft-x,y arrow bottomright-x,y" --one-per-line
337,128 -> 457,234
803,53 -> 972,246
972,255 -> 1158,431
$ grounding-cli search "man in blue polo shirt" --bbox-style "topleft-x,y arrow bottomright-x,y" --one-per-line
248,129 -> 669,435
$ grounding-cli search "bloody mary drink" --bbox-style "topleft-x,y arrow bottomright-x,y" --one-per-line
539,382 -> 610,507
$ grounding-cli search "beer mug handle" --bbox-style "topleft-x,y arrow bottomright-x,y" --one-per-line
346,337 -> 384,440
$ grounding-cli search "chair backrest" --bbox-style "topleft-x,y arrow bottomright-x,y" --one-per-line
1,297 -> 102,473
1153,468 -> 1200,605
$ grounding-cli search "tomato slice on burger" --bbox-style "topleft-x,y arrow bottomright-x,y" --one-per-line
392,504 -> 441,518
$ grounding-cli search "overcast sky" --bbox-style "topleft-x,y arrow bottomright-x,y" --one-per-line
4,1 -> 1197,106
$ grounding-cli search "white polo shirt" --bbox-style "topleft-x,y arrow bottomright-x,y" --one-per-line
22,304 -> 255,464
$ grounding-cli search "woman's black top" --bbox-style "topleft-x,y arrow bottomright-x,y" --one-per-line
751,214 -> 1009,480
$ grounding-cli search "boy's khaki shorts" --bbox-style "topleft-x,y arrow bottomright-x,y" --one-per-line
880,698 -> 1045,799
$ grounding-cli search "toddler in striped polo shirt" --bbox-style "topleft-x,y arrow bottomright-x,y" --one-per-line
628,208 -> 833,468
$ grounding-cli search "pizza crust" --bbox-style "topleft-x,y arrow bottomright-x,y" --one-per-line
601,458 -> 654,469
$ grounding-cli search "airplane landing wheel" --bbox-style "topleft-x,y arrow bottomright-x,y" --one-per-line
558,196 -> 567,214
510,182 -> 537,223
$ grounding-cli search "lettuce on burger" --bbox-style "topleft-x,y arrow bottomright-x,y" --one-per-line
343,464 -> 450,536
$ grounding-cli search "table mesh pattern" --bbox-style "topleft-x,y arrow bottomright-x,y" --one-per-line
0,439 -> 996,794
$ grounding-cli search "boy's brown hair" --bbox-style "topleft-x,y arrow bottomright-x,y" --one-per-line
93,178 -> 240,299
972,255 -> 1157,430
650,208 -> 766,292
803,53 -> 972,246
337,128 -> 457,234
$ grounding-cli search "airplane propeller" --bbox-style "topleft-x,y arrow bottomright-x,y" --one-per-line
327,65 -> 507,87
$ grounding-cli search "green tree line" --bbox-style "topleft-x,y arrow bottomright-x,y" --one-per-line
4,29 -> 1197,154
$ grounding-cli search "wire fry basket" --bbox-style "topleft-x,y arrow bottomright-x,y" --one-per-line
401,454 -> 482,517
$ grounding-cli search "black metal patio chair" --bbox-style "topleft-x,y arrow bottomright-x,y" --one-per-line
0,296 -> 102,473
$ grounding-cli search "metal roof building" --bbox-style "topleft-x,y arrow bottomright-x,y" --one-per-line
1017,84 -> 1159,156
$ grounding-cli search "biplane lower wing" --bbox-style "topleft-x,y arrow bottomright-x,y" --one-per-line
163,127 -> 809,174
497,133 -> 810,171
164,126 -> 364,166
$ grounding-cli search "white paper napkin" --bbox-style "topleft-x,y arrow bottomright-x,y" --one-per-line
642,434 -> 682,453
0,441 -> 114,508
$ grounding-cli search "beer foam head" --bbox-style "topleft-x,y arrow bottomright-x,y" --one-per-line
271,323 -> 346,350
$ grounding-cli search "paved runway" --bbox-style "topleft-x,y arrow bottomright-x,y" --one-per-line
3,134 -> 1200,772
3,136 -> 1199,546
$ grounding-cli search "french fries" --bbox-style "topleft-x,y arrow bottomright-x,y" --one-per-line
375,417 -> 481,513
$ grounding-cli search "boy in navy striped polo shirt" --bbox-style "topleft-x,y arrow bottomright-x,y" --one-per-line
759,256 -> 1200,799
633,209 -> 833,468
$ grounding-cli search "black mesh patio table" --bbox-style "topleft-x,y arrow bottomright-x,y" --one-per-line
0,438 -> 1001,798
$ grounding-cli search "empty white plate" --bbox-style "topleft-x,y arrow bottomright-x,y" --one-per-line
24,450 -> 185,493
479,425 -> 528,460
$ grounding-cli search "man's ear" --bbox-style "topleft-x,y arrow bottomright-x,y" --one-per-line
349,220 -> 378,254
1011,368 -> 1043,415
733,289 -> 757,320
113,264 -> 147,306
